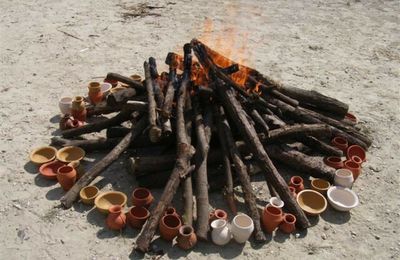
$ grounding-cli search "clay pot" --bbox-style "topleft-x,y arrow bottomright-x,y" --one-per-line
296,189 -> 327,216
289,186 -> 297,198
58,97 -> 73,115
30,146 -> 57,165
209,209 -> 228,223
230,214 -> 254,243
59,115 -> 73,130
331,136 -> 348,152
288,176 -> 304,193
176,225 -> 197,250
310,178 -> 331,195
101,82 -> 112,95
351,155 -> 363,166
79,186 -> 99,205
347,145 -> 366,162
67,160 -> 85,179
324,156 -> 344,169
66,119 -> 84,129
164,206 -> 179,217
71,96 -> 87,122
94,191 -> 127,214
327,186 -> 359,212
279,213 -> 296,234
210,219 -> 231,246
344,160 -> 362,180
132,187 -> 154,208
127,206 -> 150,229
159,214 -> 181,241
334,169 -> 354,188
269,197 -> 284,209
106,205 -> 127,230
39,160 -> 66,180
57,165 -> 77,191
345,112 -> 358,124
56,146 -> 85,163
88,82 -> 103,104
262,205 -> 283,233
104,78 -> 118,87
130,74 -> 142,82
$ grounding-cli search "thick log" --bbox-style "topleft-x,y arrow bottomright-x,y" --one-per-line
106,88 -> 136,107
248,109 -> 269,136
265,124 -> 331,142
105,72 -> 145,92
60,117 -> 147,208
262,114 -> 286,129
300,136 -> 343,157
144,61 -> 162,142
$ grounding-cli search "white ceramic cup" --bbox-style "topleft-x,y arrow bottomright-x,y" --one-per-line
230,214 -> 254,243
58,97 -> 72,115
334,169 -> 354,188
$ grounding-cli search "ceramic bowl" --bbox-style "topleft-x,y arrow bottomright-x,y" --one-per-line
347,145 -> 366,162
310,179 -> 331,195
79,186 -> 100,205
101,82 -> 112,95
58,97 -> 73,115
56,146 -> 85,163
39,160 -> 66,180
130,74 -> 142,82
327,186 -> 359,212
30,146 -> 58,165
296,189 -> 327,216
94,191 -> 127,214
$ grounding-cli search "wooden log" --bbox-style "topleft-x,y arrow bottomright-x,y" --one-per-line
60,117 -> 148,208
105,72 -> 145,92
265,124 -> 331,142
106,126 -> 131,138
262,114 -> 286,129
149,57 -> 165,107
248,109 -> 269,136
106,88 -> 137,107
300,136 -> 343,157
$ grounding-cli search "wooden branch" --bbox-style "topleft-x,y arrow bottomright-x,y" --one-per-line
144,61 -> 162,142
265,124 -> 331,142
106,88 -> 137,107
105,72 -> 145,92
300,135 -> 343,157
248,109 -> 269,136
182,94 -> 193,227
161,65 -> 177,119
149,57 -> 164,108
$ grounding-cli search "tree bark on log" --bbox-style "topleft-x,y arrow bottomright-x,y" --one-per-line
300,136 -> 343,157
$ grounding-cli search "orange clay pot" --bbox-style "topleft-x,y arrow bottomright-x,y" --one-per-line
209,209 -> 228,223
347,144 -> 366,162
164,206 -> 179,217
56,165 -> 77,191
176,225 -> 197,250
344,160 -> 362,180
350,155 -> 363,166
106,205 -> 126,230
159,214 -> 181,241
88,82 -> 103,104
262,205 -> 283,233
289,186 -> 297,198
331,136 -> 348,152
127,206 -> 150,229
324,156 -> 344,169
71,96 -> 87,122
288,176 -> 304,193
132,187 -> 154,208
279,213 -> 297,234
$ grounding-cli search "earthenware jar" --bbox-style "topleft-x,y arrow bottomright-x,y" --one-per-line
289,186 -> 297,198
132,187 -> 154,208
279,213 -> 296,234
71,96 -> 87,122
269,197 -> 284,209
79,185 -> 99,205
289,176 -> 304,193
67,160 -> 84,179
164,206 -> 179,217
106,205 -> 126,230
159,214 -> 181,241
262,205 -> 283,233
56,165 -> 77,191
104,78 -> 118,87
88,82 -> 103,104
209,209 -> 228,223
210,219 -> 231,246
331,136 -> 348,152
324,156 -> 344,169
334,169 -> 354,188
345,112 -> 358,124
59,114 -> 73,130
347,144 -> 366,162
58,97 -> 72,115
127,206 -> 150,229
344,160 -> 362,180
176,225 -> 197,250
230,214 -> 254,243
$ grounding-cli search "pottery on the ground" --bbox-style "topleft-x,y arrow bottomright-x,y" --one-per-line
39,160 -> 66,180
269,197 -> 285,209
67,160 -> 85,179
351,155 -> 363,165
30,146 -> 57,165
345,112 -> 358,124
88,82 -> 103,104
79,186 -> 99,205
101,82 -> 112,95
210,219 -> 231,246
130,74 -> 142,82
331,136 -> 348,152
279,213 -> 297,234
132,187 -> 154,208
262,205 -> 283,233
347,145 -> 366,162
288,176 -> 304,193
343,160 -> 362,180
310,179 -> 331,195
127,206 -> 150,229
209,209 -> 228,223
66,119 -> 84,129
56,146 -> 85,163
289,186 -> 297,198
334,169 -> 354,188
324,156 -> 344,169
164,206 -> 179,217
327,186 -> 359,212
58,97 -> 73,115
57,165 -> 77,191
230,214 -> 254,243
106,205 -> 127,230
71,96 -> 87,122
177,225 -> 197,250
159,214 -> 181,241
296,189 -> 327,216
104,78 -> 118,87
94,191 -> 128,214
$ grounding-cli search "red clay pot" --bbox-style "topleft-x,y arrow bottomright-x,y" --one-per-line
39,160 -> 66,180
106,205 -> 127,230
209,209 -> 228,223
344,160 -> 362,180
347,145 -> 366,162
351,155 -> 363,166
132,187 -> 154,208
262,205 -> 283,233
289,186 -> 297,198
127,206 -> 150,229
159,214 -> 181,241
324,156 -> 344,169
176,225 -> 197,250
288,176 -> 304,193
345,112 -> 358,124
164,206 -> 179,216
59,115 -> 73,130
331,136 -> 348,152
104,78 -> 118,88
88,82 -> 103,104
279,213 -> 297,234
57,165 -> 77,191
71,96 -> 87,122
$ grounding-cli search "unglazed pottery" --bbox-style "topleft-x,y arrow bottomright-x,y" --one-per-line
30,146 -> 57,165
230,214 -> 254,243
210,219 -> 231,246
159,214 -> 181,241
324,156 -> 344,169
130,74 -> 142,82
94,191 -> 128,214
296,189 -> 327,216
327,186 -> 359,212
334,169 -> 354,188
344,160 -> 362,180
331,136 -> 348,152
56,146 -> 85,163
127,206 -> 150,229
164,206 -> 179,217
262,205 -> 283,233
209,209 -> 228,223
345,112 -> 358,124
39,160 -> 66,180
100,82 -> 112,95
310,179 -> 331,195
71,96 -> 87,121
79,186 -> 99,205
56,165 -> 77,191
106,205 -> 126,230
279,213 -> 296,234
347,145 -> 366,162
67,160 -> 85,179
269,197 -> 284,209
58,97 -> 73,115
289,186 -> 297,198
351,155 -> 363,165
289,176 -> 304,193
177,225 -> 197,250
88,82 -> 103,104
132,187 -> 154,208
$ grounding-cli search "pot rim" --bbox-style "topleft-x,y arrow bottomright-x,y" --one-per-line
232,214 -> 253,229
291,176 -> 303,185
59,97 -> 73,104
179,225 -> 194,237
210,219 -> 227,229
80,186 -> 99,199
130,206 -> 150,219
311,179 -> 331,190
327,186 -> 359,209
269,197 -> 284,208
265,204 -> 283,216
132,187 -> 151,200
335,168 -> 353,178
283,213 -> 296,224
162,214 -> 181,229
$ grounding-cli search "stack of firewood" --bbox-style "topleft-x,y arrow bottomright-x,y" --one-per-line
51,39 -> 371,252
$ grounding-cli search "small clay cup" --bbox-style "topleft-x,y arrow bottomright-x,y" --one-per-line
288,176 -> 304,193
127,206 -> 150,229
324,156 -> 344,169
310,179 -> 331,195
344,160 -> 362,180
289,186 -> 297,198
331,136 -> 348,152
57,165 -> 77,191
106,205 -> 126,230
209,209 -> 228,223
159,214 -> 182,241
347,145 -> 366,162
79,186 -> 99,205
130,74 -> 142,82
177,225 -> 197,250
351,155 -> 363,165
279,213 -> 296,234
88,82 -> 103,104
132,187 -> 154,208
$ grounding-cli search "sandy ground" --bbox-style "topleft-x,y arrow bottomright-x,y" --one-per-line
1,0 -> 399,259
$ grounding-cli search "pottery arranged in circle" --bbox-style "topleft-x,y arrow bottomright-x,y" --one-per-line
58,97 -> 73,115
347,145 -> 366,162
230,214 -> 254,243
57,165 -> 77,191
209,209 -> 228,223
88,82 -> 103,104
327,186 -> 359,212
94,191 -> 128,214
159,214 -> 182,241
132,187 -> 154,208
30,146 -> 57,165
331,136 -> 348,152
127,206 -> 150,229
211,219 -> 231,246
101,82 -> 112,95
288,176 -> 304,193
39,160 -> 66,180
279,213 -> 296,234
343,160 -> 361,180
106,205 -> 126,230
262,205 -> 283,233
310,179 -> 331,195
296,189 -> 327,216
56,146 -> 85,163
71,96 -> 87,122
79,186 -> 99,205
324,156 -> 344,169
177,225 -> 197,250
334,169 -> 354,188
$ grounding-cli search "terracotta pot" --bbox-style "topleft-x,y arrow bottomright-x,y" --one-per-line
209,209 -> 228,223
211,219 -> 231,246
88,82 -> 103,104
58,97 -> 72,115
57,165 -> 77,191
159,214 -> 181,241
127,206 -> 150,229
79,186 -> 99,205
65,119 -> 84,129
106,205 -> 126,230
71,96 -> 87,122
347,145 -> 366,162
310,178 -> 331,195
288,176 -> 304,193
279,213 -> 296,234
269,197 -> 284,209
100,82 -> 112,95
39,160 -> 66,180
230,214 -> 254,243
176,225 -> 197,250
324,156 -> 344,169
67,160 -> 85,179
132,187 -> 154,208
334,169 -> 354,188
344,160 -> 362,180
345,112 -> 358,124
351,155 -> 363,166
262,205 -> 283,233
289,186 -> 297,198
331,136 -> 348,152
164,206 -> 179,217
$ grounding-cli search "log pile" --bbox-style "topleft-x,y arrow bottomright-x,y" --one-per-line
52,39 -> 371,253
